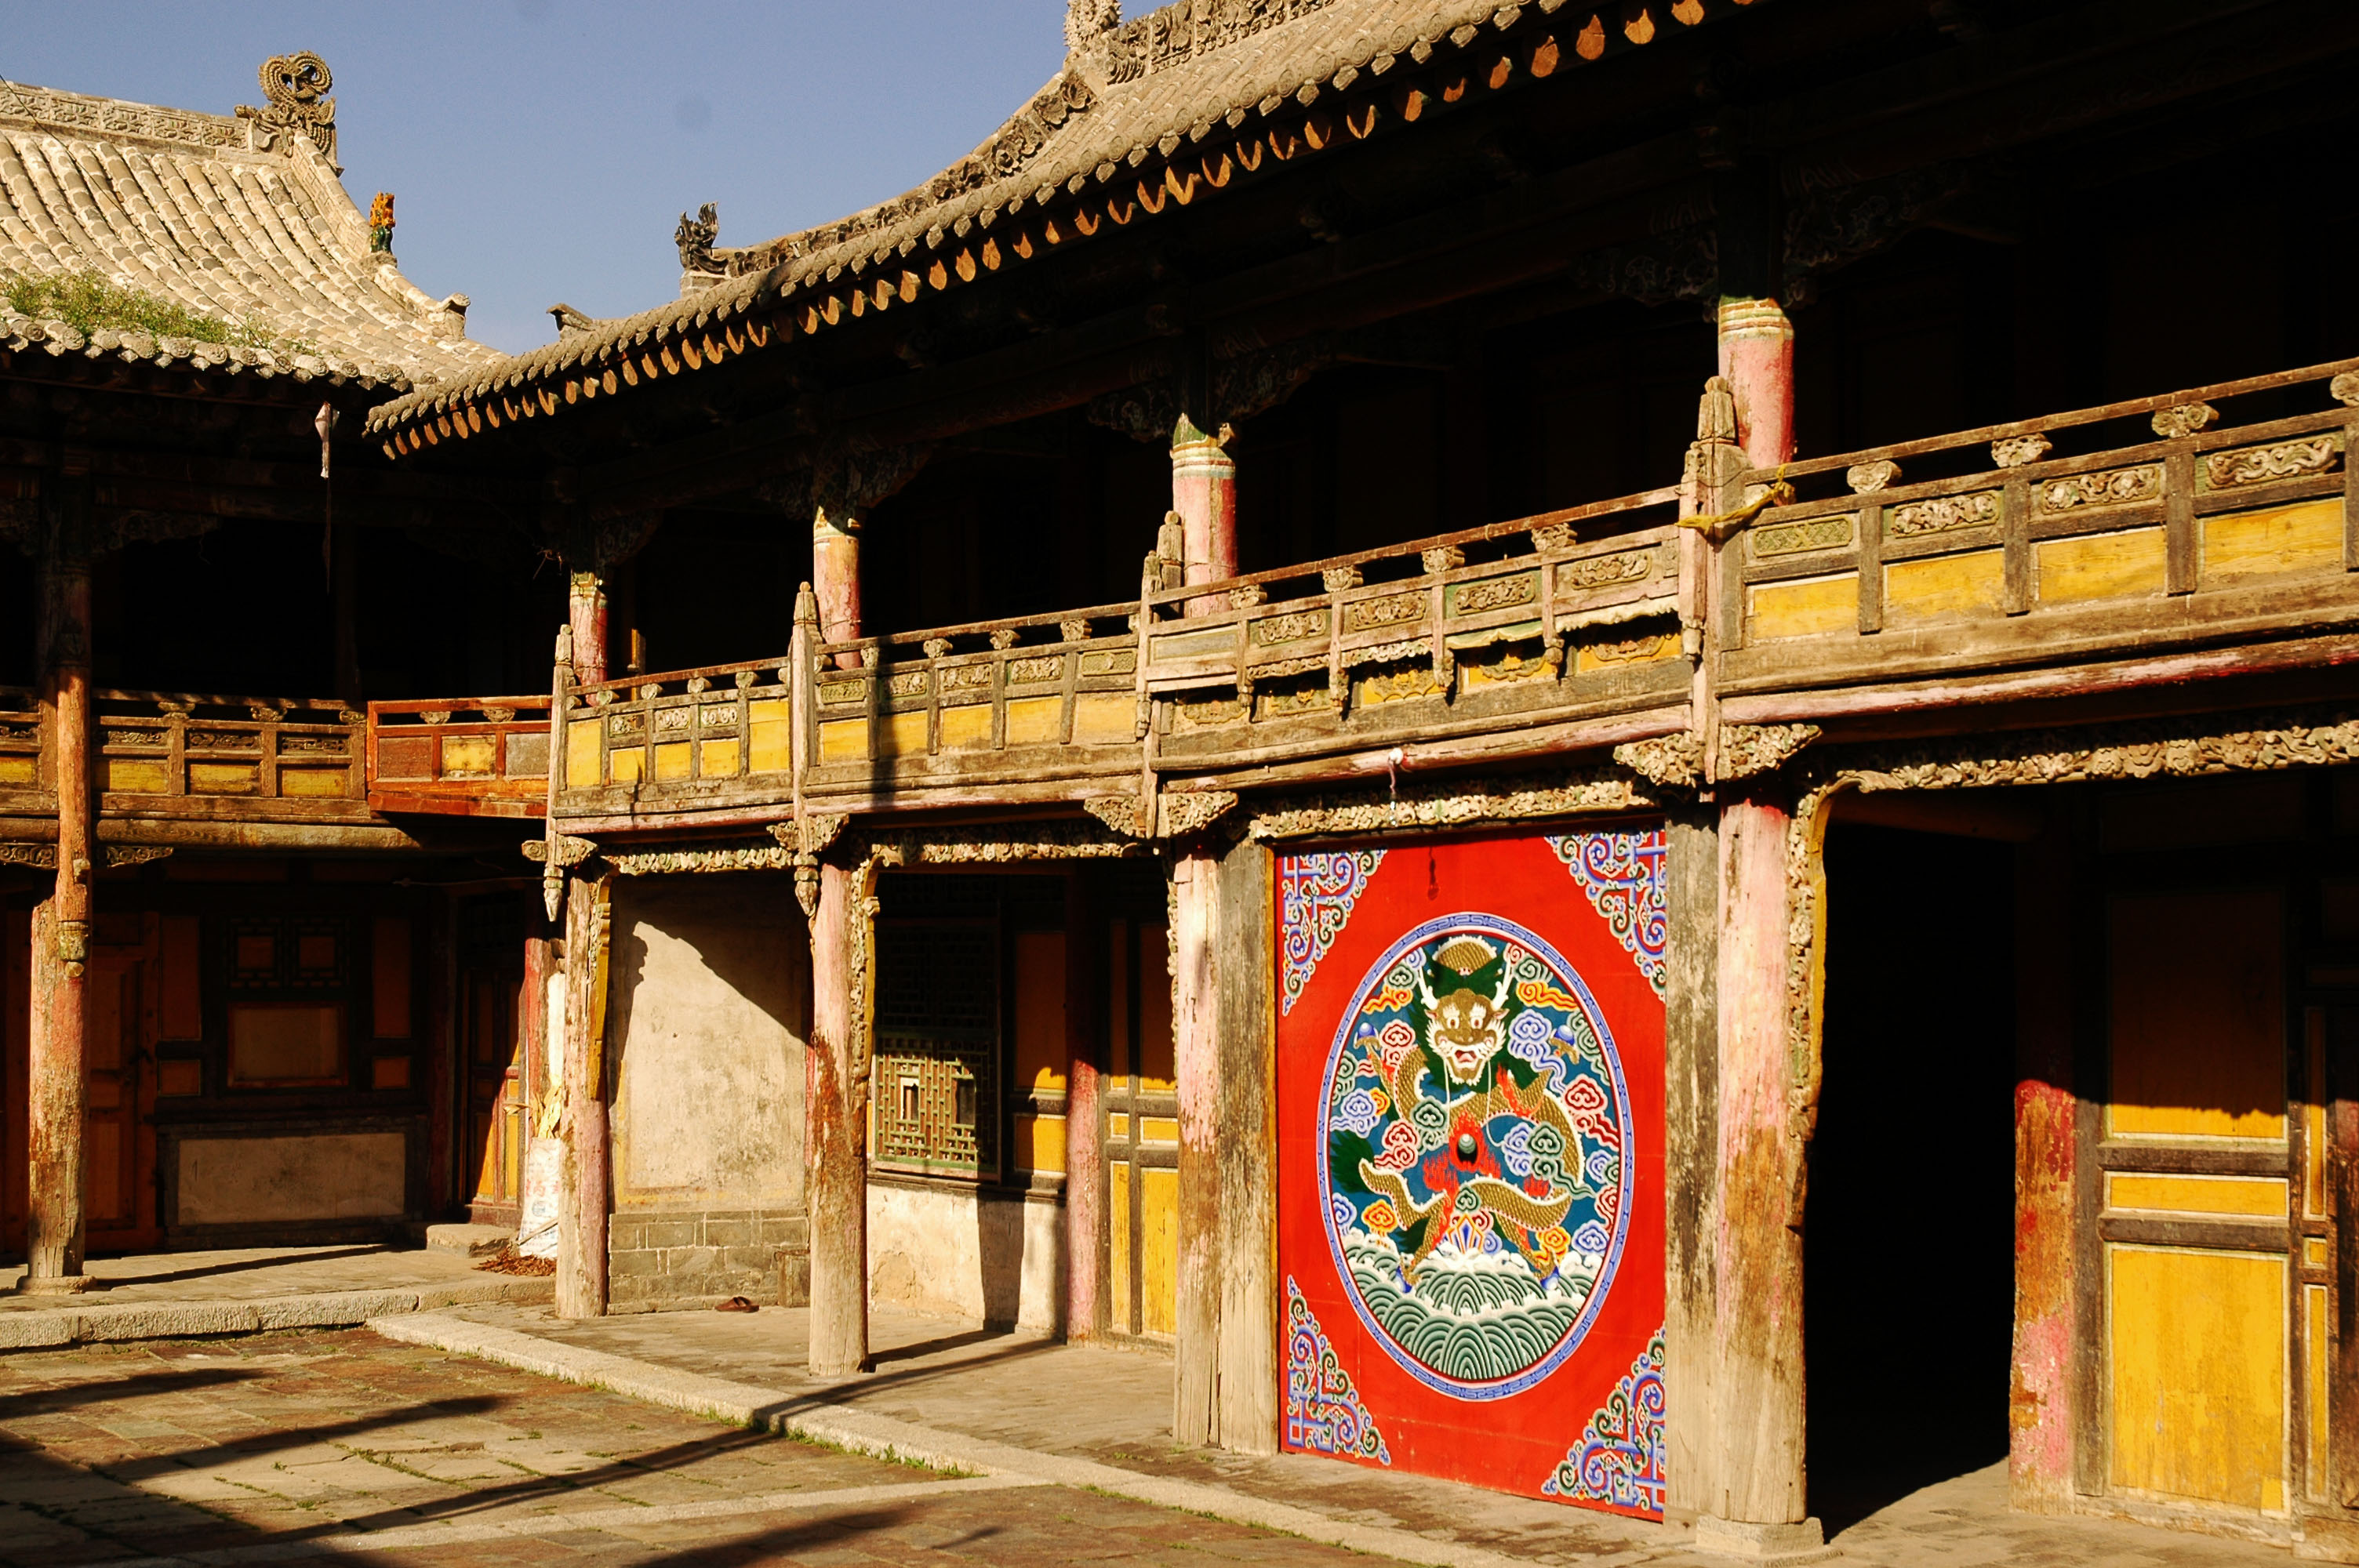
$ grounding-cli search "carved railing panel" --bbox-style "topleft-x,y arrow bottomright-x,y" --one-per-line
1722,358 -> 2359,691
561,659 -> 795,811
96,692 -> 367,813
0,687 -> 43,809
367,697 -> 554,817
801,604 -> 1143,798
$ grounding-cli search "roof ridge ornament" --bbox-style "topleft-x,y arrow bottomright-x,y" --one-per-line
235,51 -> 337,169
1067,0 -> 1122,56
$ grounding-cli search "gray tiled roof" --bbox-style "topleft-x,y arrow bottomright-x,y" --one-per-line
370,0 -> 1666,442
0,73 -> 503,393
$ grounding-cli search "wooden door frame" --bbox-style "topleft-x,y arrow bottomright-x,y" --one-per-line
84,916 -> 161,1252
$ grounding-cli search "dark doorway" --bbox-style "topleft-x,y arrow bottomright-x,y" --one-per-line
1805,824 -> 2017,1530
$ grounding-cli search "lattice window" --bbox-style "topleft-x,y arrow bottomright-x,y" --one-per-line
873,917 -> 999,1178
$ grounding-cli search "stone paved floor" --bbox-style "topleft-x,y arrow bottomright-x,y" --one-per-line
0,1330 -> 1365,1566
0,1247 -> 492,1311
449,1301 -> 2307,1568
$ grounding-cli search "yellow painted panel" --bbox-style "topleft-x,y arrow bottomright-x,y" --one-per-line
1016,1112 -> 1067,1175
2204,498 -> 2340,584
105,757 -> 170,793
441,735 -> 496,775
2110,889 -> 2287,1142
610,747 -> 644,785
1139,1116 -> 1180,1145
2037,529 -> 2166,604
699,739 -> 740,778
1071,693 -> 1133,745
652,742 -> 692,780
1141,1166 -> 1180,1338
0,756 -> 34,786
940,703 -> 994,752
2307,1284 -> 2330,1501
187,762 -> 258,795
1886,550 -> 2005,623
878,710 -> 929,758
1110,1160 -> 1132,1326
1005,695 -> 1063,746
566,720 -> 602,787
818,717 -> 867,764
2306,1236 -> 2330,1269
1014,931 -> 1067,1091
1107,1112 -> 1129,1141
2109,1245 -> 2286,1512
278,766 -> 349,798
1747,574 -> 1856,640
1575,632 -> 1678,676
2106,1173 -> 2287,1218
747,700 -> 791,774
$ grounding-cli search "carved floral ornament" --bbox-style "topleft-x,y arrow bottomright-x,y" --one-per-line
234,51 -> 337,165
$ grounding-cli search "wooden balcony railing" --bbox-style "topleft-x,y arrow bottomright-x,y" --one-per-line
96,692 -> 368,815
366,697 -> 554,818
1136,488 -> 1687,775
561,659 -> 795,813
0,687 -> 42,809
1718,355 -> 2359,704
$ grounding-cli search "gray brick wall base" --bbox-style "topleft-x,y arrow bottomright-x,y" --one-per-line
607,1208 -> 809,1310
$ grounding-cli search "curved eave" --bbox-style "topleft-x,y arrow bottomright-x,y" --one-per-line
1,308 -> 414,391
369,0 -> 1707,459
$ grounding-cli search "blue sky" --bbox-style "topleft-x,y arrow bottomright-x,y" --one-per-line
7,2 -> 1069,352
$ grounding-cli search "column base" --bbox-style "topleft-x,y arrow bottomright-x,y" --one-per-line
1692,1516 -> 1835,1564
17,1274 -> 97,1297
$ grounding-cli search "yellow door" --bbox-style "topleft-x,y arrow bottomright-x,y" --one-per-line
2104,887 -> 2290,1514
466,969 -> 525,1215
1105,916 -> 1177,1340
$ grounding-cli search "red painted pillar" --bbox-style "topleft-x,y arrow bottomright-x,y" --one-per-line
812,509 -> 863,670
1716,298 -> 1796,471
1170,416 -> 1236,617
808,858 -> 869,1376
1701,789 -> 1816,1550
27,547 -> 92,1294
2010,808 -> 2078,1508
1063,872 -> 1107,1342
568,572 -> 608,686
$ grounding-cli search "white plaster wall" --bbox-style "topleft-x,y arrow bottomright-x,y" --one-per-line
177,1131 -> 405,1225
609,877 -> 808,1210
867,1180 -> 1064,1332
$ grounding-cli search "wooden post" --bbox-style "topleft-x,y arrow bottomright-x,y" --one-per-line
555,868 -> 611,1318
2009,804 -> 2078,1511
1698,787 -> 1819,1555
1172,835 -> 1278,1454
1663,809 -> 1721,1518
568,571 -> 608,686
812,508 -> 863,671
1171,416 -> 1237,616
26,539 -> 93,1295
1717,299 -> 1796,472
808,856 -> 870,1377
1064,869 -> 1108,1343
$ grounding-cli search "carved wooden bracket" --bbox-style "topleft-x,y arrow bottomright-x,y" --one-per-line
1612,732 -> 1704,789
1717,723 -> 1823,782
103,845 -> 173,869
525,832 -> 598,920
770,815 -> 849,919
0,843 -> 58,870
1082,794 -> 1149,839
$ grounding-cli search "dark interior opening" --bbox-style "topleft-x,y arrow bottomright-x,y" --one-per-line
1805,823 -> 2018,1531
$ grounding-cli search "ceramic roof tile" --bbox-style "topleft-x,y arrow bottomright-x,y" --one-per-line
0,64 -> 501,393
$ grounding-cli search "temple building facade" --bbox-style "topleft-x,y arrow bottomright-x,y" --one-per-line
9,2 -> 2359,1560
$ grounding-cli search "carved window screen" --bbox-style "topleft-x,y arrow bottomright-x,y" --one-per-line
873,916 -> 1000,1179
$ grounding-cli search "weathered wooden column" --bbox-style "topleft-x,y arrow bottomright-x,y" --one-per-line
1063,869 -> 1108,1342
555,866 -> 611,1318
1170,416 -> 1237,615
1716,298 -> 1796,471
568,571 -> 608,685
807,855 -> 870,1376
1172,833 -> 1277,1454
812,508 -> 863,670
2009,804 -> 2078,1509
26,528 -> 93,1294
1663,810 -> 1721,1518
1696,788 -> 1819,1559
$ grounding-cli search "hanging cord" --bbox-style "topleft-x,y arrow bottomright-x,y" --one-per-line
1679,463 -> 1794,531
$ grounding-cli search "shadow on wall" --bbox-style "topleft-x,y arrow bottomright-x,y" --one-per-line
867,1181 -> 1064,1333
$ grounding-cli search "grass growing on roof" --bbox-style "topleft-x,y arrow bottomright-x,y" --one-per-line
2,268 -> 318,357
